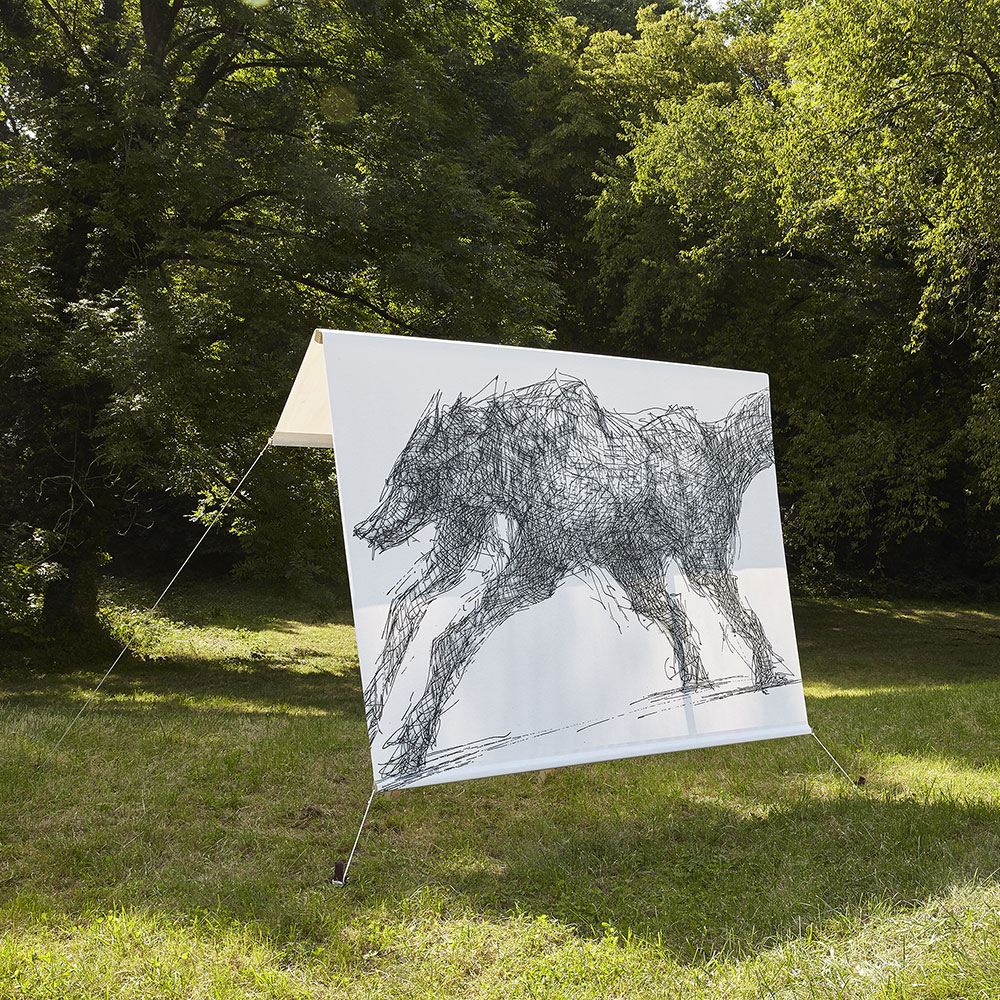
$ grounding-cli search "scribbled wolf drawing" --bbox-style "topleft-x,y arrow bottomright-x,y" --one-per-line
354,373 -> 789,783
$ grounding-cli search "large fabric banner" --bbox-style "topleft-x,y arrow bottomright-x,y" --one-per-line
278,329 -> 810,790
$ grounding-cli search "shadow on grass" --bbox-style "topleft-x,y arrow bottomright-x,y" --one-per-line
795,597 -> 1000,689
399,788 -> 1000,958
3,653 -> 365,717
346,666 -> 1000,955
4,591 -> 1000,964
100,575 -> 355,632
11,647 -> 998,770
8,678 -> 1000,961
17,736 -> 991,962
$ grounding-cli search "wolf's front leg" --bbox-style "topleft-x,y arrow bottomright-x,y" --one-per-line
365,523 -> 485,740
381,611 -> 501,779
366,596 -> 423,741
381,544 -> 565,784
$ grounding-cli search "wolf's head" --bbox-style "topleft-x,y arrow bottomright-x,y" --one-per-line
354,392 -> 453,552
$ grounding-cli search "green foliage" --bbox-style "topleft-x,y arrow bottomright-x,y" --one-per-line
0,0 -> 560,632
4,0 -> 1000,627
508,4 -> 736,354
0,524 -> 66,631
577,0 -> 1000,590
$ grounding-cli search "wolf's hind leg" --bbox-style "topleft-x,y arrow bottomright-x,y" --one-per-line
686,569 -> 788,690
612,562 -> 708,689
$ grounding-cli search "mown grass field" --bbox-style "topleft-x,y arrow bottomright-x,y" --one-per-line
2,578 -> 1000,998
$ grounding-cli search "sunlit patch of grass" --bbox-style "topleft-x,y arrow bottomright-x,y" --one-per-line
2,582 -> 1000,997
874,752 -> 1000,799
6,883 -> 1000,999
98,576 -> 359,674
805,681 -> 956,698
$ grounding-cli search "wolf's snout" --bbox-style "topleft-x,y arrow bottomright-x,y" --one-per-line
354,513 -> 383,549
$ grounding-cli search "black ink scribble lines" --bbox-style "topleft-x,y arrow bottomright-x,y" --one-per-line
354,373 -> 791,786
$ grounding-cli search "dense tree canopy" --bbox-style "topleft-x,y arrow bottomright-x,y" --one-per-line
3,0 -> 1000,636
524,0 -> 1000,590
0,0 -> 558,631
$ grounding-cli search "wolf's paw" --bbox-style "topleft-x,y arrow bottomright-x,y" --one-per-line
380,724 -> 432,782
754,665 -> 793,692
679,666 -> 713,692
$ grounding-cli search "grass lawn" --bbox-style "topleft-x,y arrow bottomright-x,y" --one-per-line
2,578 -> 1000,998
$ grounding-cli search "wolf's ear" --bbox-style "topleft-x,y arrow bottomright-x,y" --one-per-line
414,391 -> 443,434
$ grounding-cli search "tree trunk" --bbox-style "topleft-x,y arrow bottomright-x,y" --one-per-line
42,542 -> 102,636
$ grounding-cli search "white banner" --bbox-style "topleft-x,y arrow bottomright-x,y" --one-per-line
303,330 -> 809,790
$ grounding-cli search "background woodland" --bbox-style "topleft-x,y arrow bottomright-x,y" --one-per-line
4,0 -> 1000,637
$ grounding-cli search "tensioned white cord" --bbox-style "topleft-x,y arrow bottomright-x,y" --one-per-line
38,440 -> 273,769
811,729 -> 858,786
335,785 -> 378,886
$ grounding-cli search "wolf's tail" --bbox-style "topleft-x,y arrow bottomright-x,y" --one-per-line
720,390 -> 774,486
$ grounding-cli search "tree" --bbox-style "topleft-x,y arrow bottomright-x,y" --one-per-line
509,3 -> 735,354
581,0 -> 1000,588
774,0 -> 1000,580
0,0 -> 559,634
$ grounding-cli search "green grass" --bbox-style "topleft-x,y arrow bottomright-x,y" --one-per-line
2,581 -> 1000,998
